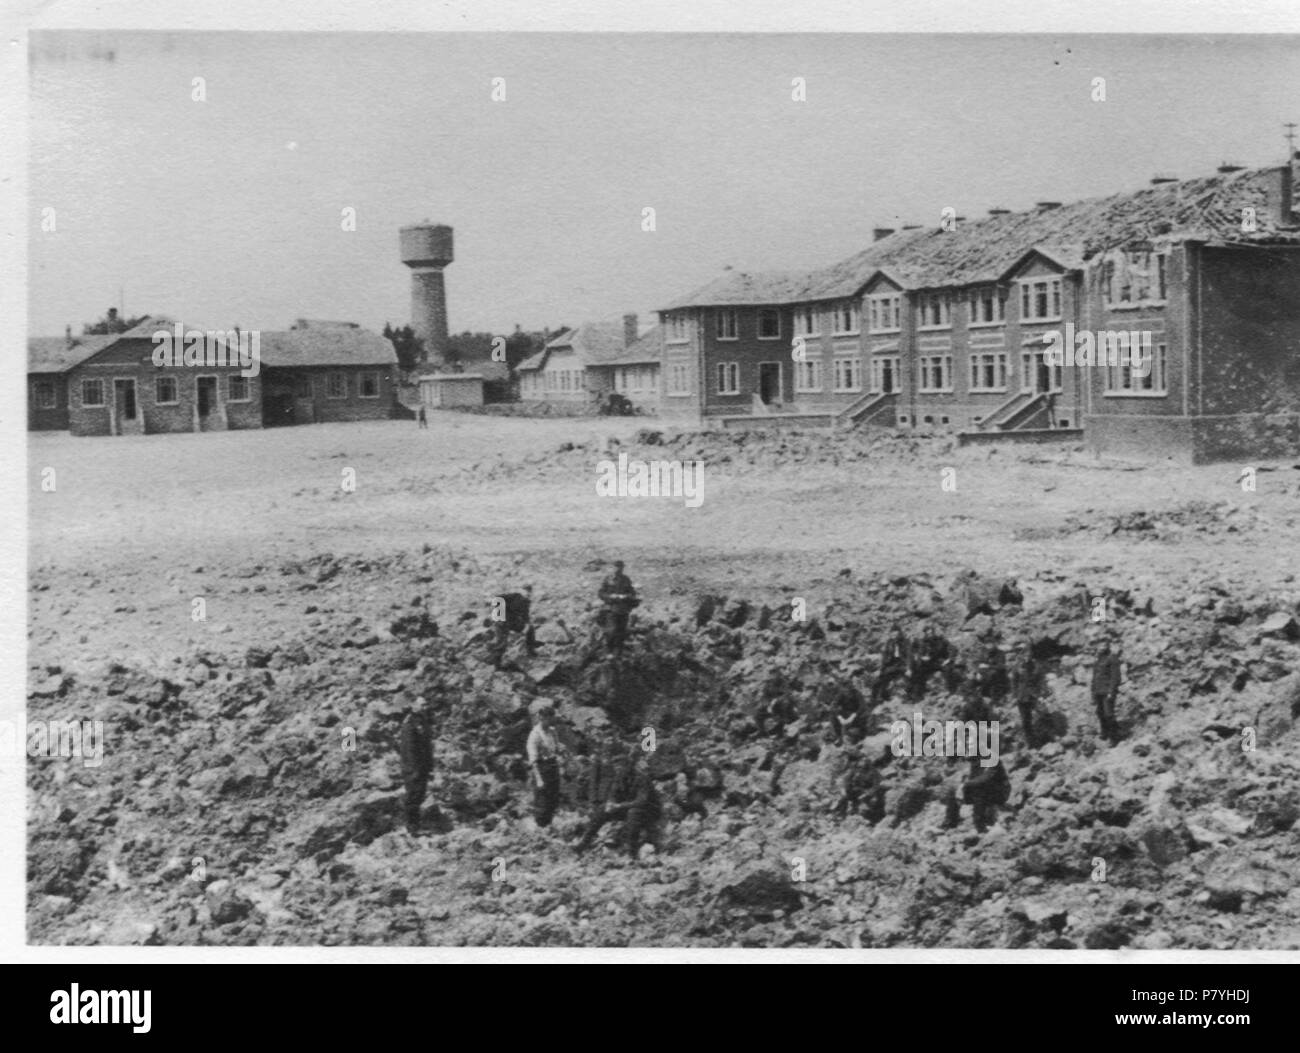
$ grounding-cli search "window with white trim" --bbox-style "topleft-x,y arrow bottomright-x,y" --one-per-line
967,286 -> 1005,325
871,356 -> 900,394
834,356 -> 862,392
715,310 -> 738,341
794,304 -> 819,337
1102,251 -> 1169,307
758,309 -> 780,340
794,359 -> 822,392
1107,340 -> 1168,395
359,372 -> 380,398
1019,278 -> 1062,321
834,302 -> 860,335
918,355 -> 952,392
668,313 -> 689,342
968,352 -> 1008,392
229,376 -> 250,402
917,292 -> 951,329
716,362 -> 740,395
868,294 -> 901,333
668,362 -> 690,394
81,379 -> 105,406
327,373 -> 347,398
155,376 -> 178,404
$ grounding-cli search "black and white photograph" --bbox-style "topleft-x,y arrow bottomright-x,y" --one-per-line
8,3 -> 1300,975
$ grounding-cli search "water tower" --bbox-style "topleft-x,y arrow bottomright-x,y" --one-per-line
399,222 -> 454,366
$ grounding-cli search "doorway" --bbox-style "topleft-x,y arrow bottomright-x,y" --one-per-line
196,376 -> 218,431
758,362 -> 782,405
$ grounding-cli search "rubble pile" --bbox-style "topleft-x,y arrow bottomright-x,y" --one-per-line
26,548 -> 1300,948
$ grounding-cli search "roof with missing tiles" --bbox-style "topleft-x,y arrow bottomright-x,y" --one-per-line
660,166 -> 1300,309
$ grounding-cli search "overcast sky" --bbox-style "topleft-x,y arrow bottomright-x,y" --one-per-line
27,31 -> 1300,337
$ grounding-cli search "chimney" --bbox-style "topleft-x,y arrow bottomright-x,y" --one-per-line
1150,174 -> 1177,185
623,313 -> 639,348
1035,201 -> 1061,211
1266,154 -> 1297,227
872,227 -> 895,242
988,207 -> 1010,216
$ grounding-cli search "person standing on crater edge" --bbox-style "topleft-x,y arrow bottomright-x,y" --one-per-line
597,560 -> 639,654
398,699 -> 434,836
525,698 -> 564,828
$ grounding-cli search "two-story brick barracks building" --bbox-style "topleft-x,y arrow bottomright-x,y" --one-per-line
29,316 -> 400,436
658,161 -> 1300,463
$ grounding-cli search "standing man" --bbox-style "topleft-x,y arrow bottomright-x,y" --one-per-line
574,737 -> 636,854
417,404 -> 428,429
620,751 -> 663,860
598,560 -> 639,654
909,623 -> 951,700
1091,640 -> 1124,745
525,699 -> 564,828
398,700 -> 434,836
1009,641 -> 1040,748
873,623 -> 911,704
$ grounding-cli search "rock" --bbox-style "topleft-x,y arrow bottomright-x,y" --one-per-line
206,881 -> 255,925
245,646 -> 275,668
1083,920 -> 1132,949
1257,612 -> 1299,641
30,673 -> 69,698
1203,860 -> 1278,912
534,620 -> 572,646
716,866 -> 802,917
1022,899 -> 1069,930
1139,822 -> 1189,867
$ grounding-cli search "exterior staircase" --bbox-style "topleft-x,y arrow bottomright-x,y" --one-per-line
838,390 -> 898,428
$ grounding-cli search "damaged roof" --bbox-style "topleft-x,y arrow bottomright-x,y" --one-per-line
661,165 -> 1300,309
595,324 -> 663,367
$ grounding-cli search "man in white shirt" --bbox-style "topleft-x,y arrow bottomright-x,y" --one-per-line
526,699 -> 563,828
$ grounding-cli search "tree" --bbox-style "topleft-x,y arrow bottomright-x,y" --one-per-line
383,323 -> 425,373
83,307 -> 146,335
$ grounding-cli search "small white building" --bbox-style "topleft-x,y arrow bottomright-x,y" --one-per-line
418,372 -> 485,408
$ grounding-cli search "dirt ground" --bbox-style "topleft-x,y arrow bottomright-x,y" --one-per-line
25,413 -> 1300,948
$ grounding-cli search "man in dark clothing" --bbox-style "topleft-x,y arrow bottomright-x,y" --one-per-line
827,682 -> 870,746
908,623 -> 951,700
974,642 -> 1009,706
873,623 -> 911,703
398,703 -> 434,835
598,561 -> 639,654
492,585 -> 536,653
962,757 -> 1009,833
1009,643 -> 1040,748
621,753 -> 663,859
417,405 -> 428,429
575,742 -> 638,853
1092,641 -> 1123,745
832,749 -> 886,823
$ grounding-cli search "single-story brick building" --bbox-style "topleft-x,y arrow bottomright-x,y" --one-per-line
30,316 -> 400,436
